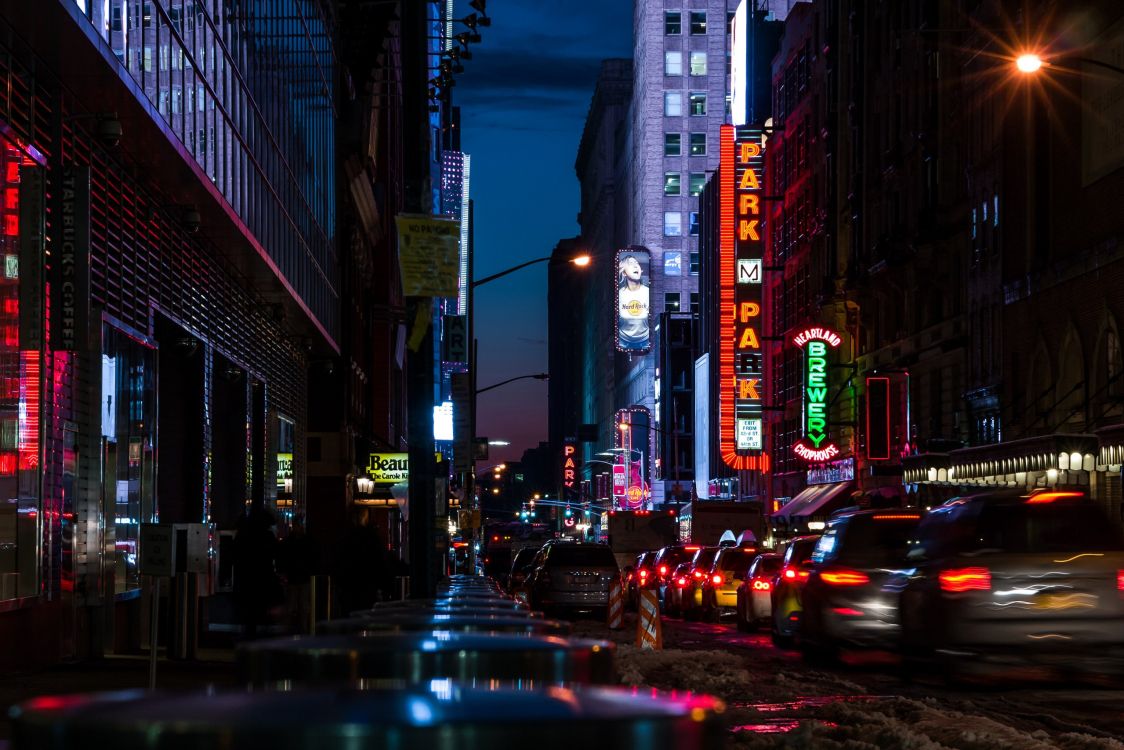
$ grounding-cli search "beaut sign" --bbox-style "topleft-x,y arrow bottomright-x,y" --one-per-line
719,125 -> 768,470
792,328 -> 842,462
367,453 -> 409,484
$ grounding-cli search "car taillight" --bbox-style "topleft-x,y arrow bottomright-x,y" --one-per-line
782,566 -> 809,581
1117,570 -> 1124,591
692,569 -> 705,579
676,576 -> 688,587
659,565 -> 669,576
939,567 -> 991,593
820,570 -> 870,586
711,573 -> 724,585
751,579 -> 771,592
639,569 -> 648,580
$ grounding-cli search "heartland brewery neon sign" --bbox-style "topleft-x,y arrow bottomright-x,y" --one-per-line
793,327 -> 842,462
719,124 -> 769,472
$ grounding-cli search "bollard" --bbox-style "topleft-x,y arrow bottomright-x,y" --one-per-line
635,589 -> 662,650
606,580 -> 624,630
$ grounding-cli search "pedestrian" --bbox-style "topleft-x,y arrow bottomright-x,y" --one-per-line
232,504 -> 280,640
277,522 -> 319,633
331,505 -> 385,616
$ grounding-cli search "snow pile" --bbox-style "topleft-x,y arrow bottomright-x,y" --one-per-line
616,645 -> 753,699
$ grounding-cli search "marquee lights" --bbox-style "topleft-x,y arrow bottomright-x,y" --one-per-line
792,327 -> 841,462
719,124 -> 769,472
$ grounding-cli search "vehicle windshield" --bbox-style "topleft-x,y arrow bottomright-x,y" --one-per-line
658,547 -> 696,568
692,547 -> 720,569
549,545 -> 618,567
973,502 -> 1124,554
785,537 -> 819,565
833,518 -> 920,567
511,549 -> 537,571
752,556 -> 782,576
717,548 -> 757,572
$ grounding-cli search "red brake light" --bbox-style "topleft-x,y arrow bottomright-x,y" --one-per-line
692,569 -> 705,579
659,565 -> 668,576
939,567 -> 991,593
872,514 -> 921,521
820,570 -> 870,586
676,576 -> 687,587
751,579 -> 771,591
685,545 -> 700,551
638,569 -> 648,579
711,573 -> 723,585
1025,491 -> 1084,504
1117,570 -> 1124,591
782,566 -> 809,581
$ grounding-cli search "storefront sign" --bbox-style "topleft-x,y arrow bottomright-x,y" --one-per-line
719,125 -> 768,472
276,452 -> 293,493
793,327 -> 842,462
18,165 -> 44,351
806,457 -> 855,486
562,439 -> 579,499
52,166 -> 90,352
368,452 -> 409,484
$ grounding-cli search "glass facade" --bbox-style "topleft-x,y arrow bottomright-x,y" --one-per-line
73,0 -> 339,342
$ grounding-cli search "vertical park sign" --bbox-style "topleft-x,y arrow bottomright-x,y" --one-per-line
792,327 -> 842,462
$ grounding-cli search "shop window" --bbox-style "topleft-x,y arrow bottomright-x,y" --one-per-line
275,415 -> 295,525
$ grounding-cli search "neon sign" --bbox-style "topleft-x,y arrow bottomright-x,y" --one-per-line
562,441 -> 579,498
719,125 -> 769,471
792,327 -> 841,462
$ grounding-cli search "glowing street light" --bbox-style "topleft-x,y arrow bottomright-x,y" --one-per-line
571,254 -> 592,267
1015,53 -> 1043,74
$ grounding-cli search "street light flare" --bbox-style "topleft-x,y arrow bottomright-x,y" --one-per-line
571,254 -> 592,266
1016,53 -> 1043,74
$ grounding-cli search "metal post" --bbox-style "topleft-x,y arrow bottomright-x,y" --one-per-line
148,576 -> 159,690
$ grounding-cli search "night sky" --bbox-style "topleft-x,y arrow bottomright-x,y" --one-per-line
459,1 -> 632,464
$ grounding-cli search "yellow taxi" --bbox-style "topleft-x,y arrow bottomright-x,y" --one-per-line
701,545 -> 760,621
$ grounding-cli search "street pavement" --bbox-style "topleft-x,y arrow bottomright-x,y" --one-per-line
573,612 -> 1124,748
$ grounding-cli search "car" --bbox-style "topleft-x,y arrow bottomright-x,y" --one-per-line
896,489 -> 1124,682
797,509 -> 922,663
526,540 -> 621,617
664,561 -> 695,617
736,552 -> 782,632
626,550 -> 658,609
769,534 -> 822,648
700,545 -> 761,621
677,546 -> 722,620
651,543 -> 702,605
507,546 -> 540,595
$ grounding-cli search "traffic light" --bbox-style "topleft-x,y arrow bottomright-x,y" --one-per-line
564,505 -> 573,518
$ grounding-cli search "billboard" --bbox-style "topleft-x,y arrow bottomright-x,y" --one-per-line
615,248 -> 651,353
730,1 -> 748,126
793,327 -> 842,462
718,125 -> 768,472
367,453 -> 409,484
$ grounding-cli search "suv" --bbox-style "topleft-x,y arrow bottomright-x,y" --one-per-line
896,489 -> 1124,681
652,544 -> 701,604
507,546 -> 540,595
736,552 -> 782,632
676,546 -> 722,620
627,550 -> 657,609
798,509 -> 921,663
770,535 -> 821,648
526,541 -> 620,617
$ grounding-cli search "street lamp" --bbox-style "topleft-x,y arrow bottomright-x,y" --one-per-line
1015,53 -> 1042,74
472,254 -> 591,289
475,372 -> 549,396
1012,51 -> 1124,79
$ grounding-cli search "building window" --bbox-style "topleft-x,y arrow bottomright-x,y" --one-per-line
690,51 -> 707,76
689,11 -> 706,34
690,292 -> 700,314
664,251 -> 683,276
689,211 -> 700,235
664,92 -> 683,117
664,172 -> 682,196
665,51 -> 683,76
665,11 -> 681,34
688,173 -> 706,196
689,133 -> 706,156
665,292 -> 681,312
664,133 -> 682,156
690,252 -> 700,275
664,212 -> 682,236
688,92 -> 707,116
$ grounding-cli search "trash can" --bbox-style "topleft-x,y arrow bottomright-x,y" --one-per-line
11,687 -> 726,750
237,632 -> 616,688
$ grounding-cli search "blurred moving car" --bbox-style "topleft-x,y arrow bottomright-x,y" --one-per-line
770,535 -> 822,648
652,544 -> 701,605
677,546 -> 722,620
626,551 -> 658,609
526,540 -> 621,617
896,489 -> 1124,681
507,546 -> 540,595
736,552 -> 783,632
701,545 -> 760,621
798,510 -> 921,663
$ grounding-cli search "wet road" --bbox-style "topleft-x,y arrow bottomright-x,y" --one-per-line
575,613 -> 1124,747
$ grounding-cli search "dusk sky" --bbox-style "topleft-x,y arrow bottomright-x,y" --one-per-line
459,1 -> 632,464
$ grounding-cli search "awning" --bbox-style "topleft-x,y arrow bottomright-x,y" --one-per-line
772,482 -> 855,520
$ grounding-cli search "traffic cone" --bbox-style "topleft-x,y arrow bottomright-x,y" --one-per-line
635,588 -> 662,650
607,579 -> 624,630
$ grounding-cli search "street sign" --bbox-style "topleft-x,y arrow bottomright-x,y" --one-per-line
452,372 -> 472,472
139,524 -> 175,577
612,464 -> 626,498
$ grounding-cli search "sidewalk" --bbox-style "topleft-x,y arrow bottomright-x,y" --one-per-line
0,649 -> 238,742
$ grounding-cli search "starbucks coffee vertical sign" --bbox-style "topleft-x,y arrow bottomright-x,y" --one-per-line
52,166 -> 90,352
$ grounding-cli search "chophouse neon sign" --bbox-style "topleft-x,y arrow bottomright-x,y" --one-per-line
793,327 -> 841,462
719,124 -> 769,472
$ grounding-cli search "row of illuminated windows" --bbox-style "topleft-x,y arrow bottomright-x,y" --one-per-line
664,133 -> 707,157
663,212 -> 700,237
663,172 -> 707,197
664,91 -> 707,117
664,11 -> 707,35
664,51 -> 708,77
